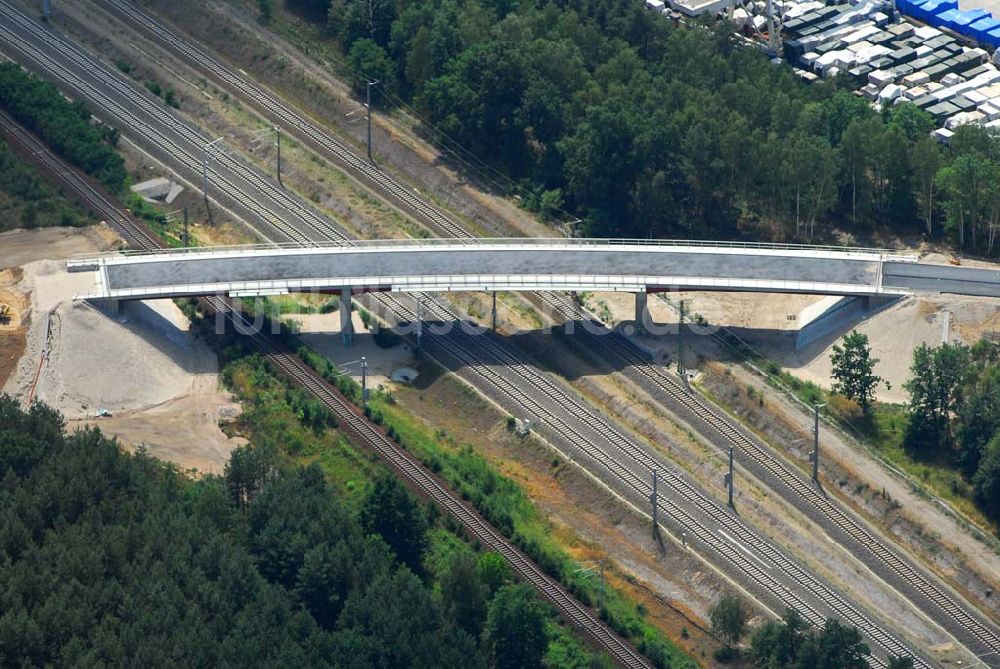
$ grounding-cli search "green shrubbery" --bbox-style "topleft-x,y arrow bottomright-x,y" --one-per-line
0,137 -> 89,231
0,62 -> 126,192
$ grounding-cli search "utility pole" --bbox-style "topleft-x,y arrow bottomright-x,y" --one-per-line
725,446 -> 734,508
361,356 -> 369,401
42,0 -> 51,18
366,81 -> 378,162
491,292 -> 497,331
809,403 -> 825,482
677,300 -> 685,377
650,468 -> 659,538
165,208 -> 190,248
274,126 -> 282,186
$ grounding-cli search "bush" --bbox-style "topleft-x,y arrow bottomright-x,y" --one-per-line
0,63 -> 126,192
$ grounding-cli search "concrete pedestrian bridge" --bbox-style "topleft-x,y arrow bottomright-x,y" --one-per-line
67,238 -> 1000,302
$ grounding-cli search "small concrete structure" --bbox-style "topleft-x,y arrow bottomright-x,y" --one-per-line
130,177 -> 184,205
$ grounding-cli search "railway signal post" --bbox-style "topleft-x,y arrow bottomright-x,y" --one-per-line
492,291 -> 497,331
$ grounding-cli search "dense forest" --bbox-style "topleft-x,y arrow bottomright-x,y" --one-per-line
282,0 -> 1000,255
0,63 -> 126,193
0,395 -> 602,667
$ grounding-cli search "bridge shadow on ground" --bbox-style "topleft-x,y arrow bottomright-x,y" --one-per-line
86,299 -> 216,378
87,296 -> 871,395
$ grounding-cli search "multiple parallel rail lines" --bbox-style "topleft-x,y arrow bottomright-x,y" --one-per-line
1,3 -> 983,663
89,3 -> 1000,663
0,108 -> 654,669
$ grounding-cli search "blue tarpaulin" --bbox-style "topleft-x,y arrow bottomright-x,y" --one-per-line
952,8 -> 991,27
911,0 -> 957,21
969,16 -> 1000,40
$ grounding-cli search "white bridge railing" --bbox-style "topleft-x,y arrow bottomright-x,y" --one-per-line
69,237 -> 920,262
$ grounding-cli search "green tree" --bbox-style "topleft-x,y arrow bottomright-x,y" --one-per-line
0,63 -> 127,192
911,135 -> 944,235
887,655 -> 915,669
224,442 -> 277,508
839,120 -> 873,226
955,364 -> 1000,475
830,331 -> 884,413
710,594 -> 749,652
973,432 -> 1000,519
936,154 -> 1000,251
484,583 -> 548,669
903,343 -> 969,454
359,473 -> 428,573
347,39 -> 395,102
885,103 -> 935,142
748,608 -> 808,668
795,618 -> 870,669
439,551 -> 488,636
476,551 -> 513,597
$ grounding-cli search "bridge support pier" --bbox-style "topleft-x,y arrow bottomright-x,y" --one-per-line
340,287 -> 353,347
634,292 -> 649,334
107,298 -> 127,323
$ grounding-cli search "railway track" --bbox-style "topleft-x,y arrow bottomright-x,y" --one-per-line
0,5 -> 940,663
98,0 -> 476,242
85,4 -> 1000,659
0,109 -> 655,669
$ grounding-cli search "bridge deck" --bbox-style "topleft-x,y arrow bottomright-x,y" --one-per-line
66,240 -> 1000,301
69,241 -> 913,301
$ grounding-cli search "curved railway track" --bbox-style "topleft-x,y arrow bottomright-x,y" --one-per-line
0,5 -> 951,664
0,109 -> 655,669
85,5 -> 1000,659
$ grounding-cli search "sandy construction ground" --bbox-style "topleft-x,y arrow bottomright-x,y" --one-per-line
0,226 -> 120,270
766,294 -> 1000,403
589,282 -> 999,404
2,227 -> 244,473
